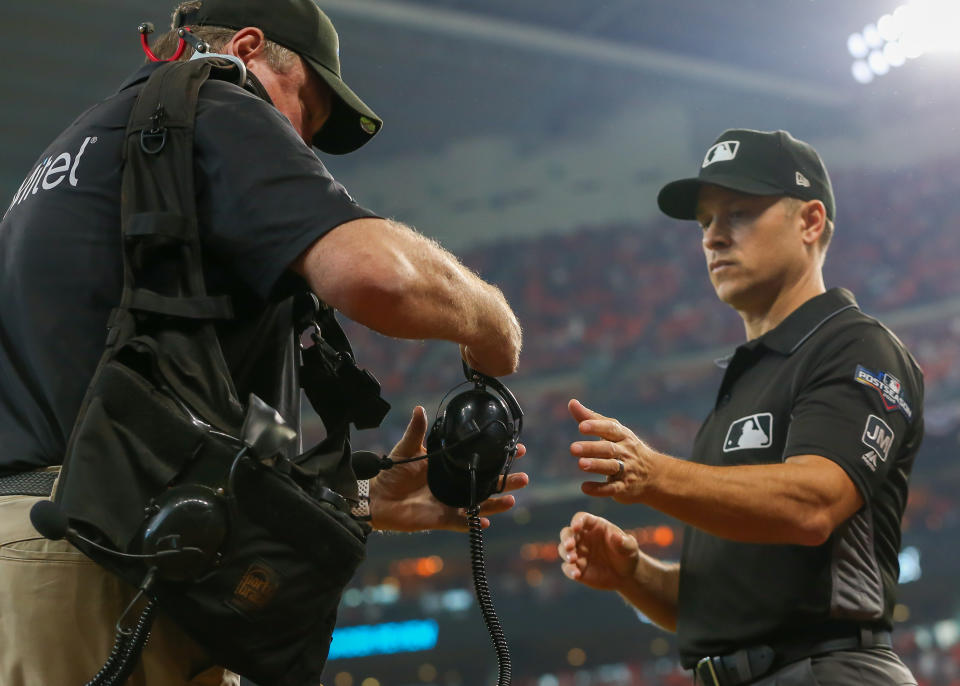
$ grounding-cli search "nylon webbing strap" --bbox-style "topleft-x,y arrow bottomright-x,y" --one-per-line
120,58 -> 242,323
127,290 -> 234,319
125,212 -> 192,241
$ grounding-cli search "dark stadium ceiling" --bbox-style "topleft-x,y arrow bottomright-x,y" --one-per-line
1,0 -> 953,199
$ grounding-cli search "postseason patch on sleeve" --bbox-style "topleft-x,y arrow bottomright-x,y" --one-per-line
854,365 -> 913,421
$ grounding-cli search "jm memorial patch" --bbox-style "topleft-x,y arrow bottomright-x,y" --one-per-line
861,414 -> 895,472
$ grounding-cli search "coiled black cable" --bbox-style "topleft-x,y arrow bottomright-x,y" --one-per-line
86,598 -> 158,686
467,505 -> 512,686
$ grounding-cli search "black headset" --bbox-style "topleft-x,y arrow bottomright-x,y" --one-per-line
138,21 -> 247,87
30,395 -> 297,585
30,486 -> 227,584
137,483 -> 230,581
425,362 -> 523,510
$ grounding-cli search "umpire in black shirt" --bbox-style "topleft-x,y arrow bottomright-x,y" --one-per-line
558,129 -> 922,685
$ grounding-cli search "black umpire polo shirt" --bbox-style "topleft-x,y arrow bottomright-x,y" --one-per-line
677,288 -> 924,666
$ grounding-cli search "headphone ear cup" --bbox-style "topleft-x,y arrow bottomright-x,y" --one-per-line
140,484 -> 228,582
427,446 -> 474,508
427,408 -> 467,507
425,411 -> 445,455
425,388 -> 516,508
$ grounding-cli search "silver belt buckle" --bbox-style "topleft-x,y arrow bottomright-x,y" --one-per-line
696,656 -> 721,686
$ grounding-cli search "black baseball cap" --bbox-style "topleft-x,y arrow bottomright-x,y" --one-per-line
175,0 -> 382,154
657,129 -> 835,221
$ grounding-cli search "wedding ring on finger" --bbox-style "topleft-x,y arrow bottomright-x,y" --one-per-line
607,458 -> 625,482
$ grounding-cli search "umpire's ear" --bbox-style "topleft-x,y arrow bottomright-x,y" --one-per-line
797,198 -> 827,249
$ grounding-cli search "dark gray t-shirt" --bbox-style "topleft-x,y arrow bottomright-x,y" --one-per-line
0,63 -> 377,474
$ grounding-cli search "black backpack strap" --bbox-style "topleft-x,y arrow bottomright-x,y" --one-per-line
119,58 -> 243,322
127,290 -> 234,319
58,57 -> 249,509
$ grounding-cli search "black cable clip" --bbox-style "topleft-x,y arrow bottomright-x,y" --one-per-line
177,27 -> 210,55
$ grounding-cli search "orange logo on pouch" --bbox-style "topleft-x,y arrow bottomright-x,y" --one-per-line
232,562 -> 279,612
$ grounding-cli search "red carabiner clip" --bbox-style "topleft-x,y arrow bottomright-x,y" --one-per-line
138,22 -> 187,62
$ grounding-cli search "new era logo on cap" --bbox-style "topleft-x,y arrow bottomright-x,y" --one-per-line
702,141 -> 740,168
795,171 -> 811,187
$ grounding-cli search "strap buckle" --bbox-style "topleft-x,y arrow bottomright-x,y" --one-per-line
140,105 -> 167,154
694,645 -> 775,686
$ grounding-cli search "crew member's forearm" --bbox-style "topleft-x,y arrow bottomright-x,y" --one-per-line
618,556 -> 679,632
642,456 -> 848,546
378,251 -> 520,376
304,219 -> 521,375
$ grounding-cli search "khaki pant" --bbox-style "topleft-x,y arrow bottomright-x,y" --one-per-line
0,488 -> 240,686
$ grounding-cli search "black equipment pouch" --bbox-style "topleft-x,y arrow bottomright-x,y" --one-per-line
54,58 -> 383,686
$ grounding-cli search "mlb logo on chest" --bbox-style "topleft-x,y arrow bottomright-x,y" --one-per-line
723,413 -> 773,452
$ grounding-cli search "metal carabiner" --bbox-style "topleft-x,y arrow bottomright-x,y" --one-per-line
140,105 -> 167,155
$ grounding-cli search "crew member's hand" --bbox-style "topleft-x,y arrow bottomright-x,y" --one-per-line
369,405 -> 529,532
460,342 -> 519,378
558,512 -> 640,591
569,398 -> 660,504
460,343 -> 482,372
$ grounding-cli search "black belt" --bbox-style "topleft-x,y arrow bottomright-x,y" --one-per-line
0,470 -> 57,497
695,627 -> 893,686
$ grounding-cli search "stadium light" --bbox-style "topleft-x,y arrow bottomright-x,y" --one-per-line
851,60 -> 874,84
868,50 -> 890,75
848,0 -> 960,83
883,41 -> 907,67
863,23 -> 884,49
847,32 -> 869,58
